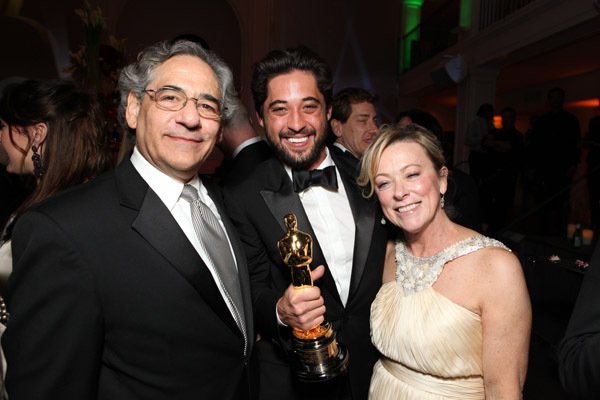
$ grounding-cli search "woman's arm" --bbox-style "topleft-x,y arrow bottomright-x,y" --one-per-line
479,248 -> 532,399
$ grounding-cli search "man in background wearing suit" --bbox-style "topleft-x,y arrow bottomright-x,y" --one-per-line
216,96 -> 272,187
3,40 -> 254,399
559,239 -> 600,398
329,87 -> 378,172
224,46 -> 387,399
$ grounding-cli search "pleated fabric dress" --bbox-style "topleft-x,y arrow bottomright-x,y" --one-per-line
369,236 -> 509,399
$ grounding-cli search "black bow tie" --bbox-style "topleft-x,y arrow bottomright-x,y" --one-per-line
292,166 -> 338,192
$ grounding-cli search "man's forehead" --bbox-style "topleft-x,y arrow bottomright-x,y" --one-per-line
151,55 -> 219,93
350,101 -> 376,114
267,71 -> 321,96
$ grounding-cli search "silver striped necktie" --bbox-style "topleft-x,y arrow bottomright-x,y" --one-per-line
180,184 -> 247,352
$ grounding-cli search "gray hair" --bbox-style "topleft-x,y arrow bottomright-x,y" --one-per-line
118,40 -> 238,137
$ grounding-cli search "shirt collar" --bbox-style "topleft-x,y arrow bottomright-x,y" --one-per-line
130,147 -> 203,210
333,142 -> 351,154
233,136 -> 264,158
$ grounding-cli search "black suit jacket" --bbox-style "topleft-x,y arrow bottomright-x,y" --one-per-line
558,240 -> 600,399
224,150 -> 386,399
330,144 -> 360,177
217,140 -> 273,188
3,158 -> 254,399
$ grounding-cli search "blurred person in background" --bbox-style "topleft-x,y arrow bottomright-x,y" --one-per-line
482,107 -> 523,233
0,79 -> 113,287
329,87 -> 378,172
215,96 -> 272,187
464,103 -> 494,189
0,78 -> 113,398
525,87 -> 580,235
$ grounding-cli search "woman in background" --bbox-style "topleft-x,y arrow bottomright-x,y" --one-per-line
0,79 -> 113,396
359,124 -> 531,399
0,80 -> 113,244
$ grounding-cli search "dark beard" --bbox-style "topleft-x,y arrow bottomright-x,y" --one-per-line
264,127 -> 328,170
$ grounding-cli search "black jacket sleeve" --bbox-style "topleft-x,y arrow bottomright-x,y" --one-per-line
3,211 -> 103,399
558,241 -> 600,399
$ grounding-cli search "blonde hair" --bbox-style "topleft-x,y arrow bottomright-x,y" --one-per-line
358,123 -> 446,198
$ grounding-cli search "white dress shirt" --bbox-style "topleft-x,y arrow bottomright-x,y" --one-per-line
130,148 -> 239,314
284,147 -> 356,306
0,240 -> 11,292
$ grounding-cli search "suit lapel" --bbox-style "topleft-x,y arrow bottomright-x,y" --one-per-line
259,159 -> 341,304
333,152 -> 377,299
116,159 -> 243,340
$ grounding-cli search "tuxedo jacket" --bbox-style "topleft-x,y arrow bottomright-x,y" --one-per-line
330,145 -> 360,178
224,150 -> 387,399
558,240 -> 600,399
3,158 -> 254,400
217,140 -> 273,188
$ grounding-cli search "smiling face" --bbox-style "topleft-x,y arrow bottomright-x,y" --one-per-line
374,141 -> 447,236
258,70 -> 330,170
333,101 -> 378,158
126,54 -> 223,182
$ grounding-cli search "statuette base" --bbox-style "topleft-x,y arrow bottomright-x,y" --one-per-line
291,322 -> 350,382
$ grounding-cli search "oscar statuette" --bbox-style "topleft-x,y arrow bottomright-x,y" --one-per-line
277,214 -> 349,382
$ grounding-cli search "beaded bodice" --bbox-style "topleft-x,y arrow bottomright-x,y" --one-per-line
395,235 -> 509,296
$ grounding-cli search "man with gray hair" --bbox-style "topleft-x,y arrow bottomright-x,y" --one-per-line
215,97 -> 273,187
3,40 -> 254,399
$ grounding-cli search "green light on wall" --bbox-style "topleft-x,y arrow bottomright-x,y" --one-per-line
402,0 -> 423,69
460,0 -> 471,29
403,0 -> 424,8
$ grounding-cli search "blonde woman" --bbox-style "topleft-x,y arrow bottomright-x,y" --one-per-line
359,124 -> 531,399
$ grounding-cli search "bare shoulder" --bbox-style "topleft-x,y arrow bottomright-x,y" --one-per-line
468,245 -> 528,303
470,245 -> 522,279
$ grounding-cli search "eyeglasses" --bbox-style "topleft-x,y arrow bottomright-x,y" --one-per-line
144,87 -> 222,120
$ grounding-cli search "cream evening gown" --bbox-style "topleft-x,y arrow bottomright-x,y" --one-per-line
369,235 -> 509,399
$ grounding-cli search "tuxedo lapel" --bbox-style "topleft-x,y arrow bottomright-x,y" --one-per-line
334,155 -> 377,299
116,160 -> 242,339
259,160 -> 341,304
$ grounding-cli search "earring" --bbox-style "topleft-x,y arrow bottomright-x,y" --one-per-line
380,217 -> 386,225
0,296 -> 8,325
31,145 -> 45,178
440,193 -> 445,209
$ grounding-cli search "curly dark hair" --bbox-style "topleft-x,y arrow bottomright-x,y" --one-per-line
251,45 -> 333,119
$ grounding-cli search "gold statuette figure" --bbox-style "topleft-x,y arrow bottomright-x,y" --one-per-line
277,213 -> 349,382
